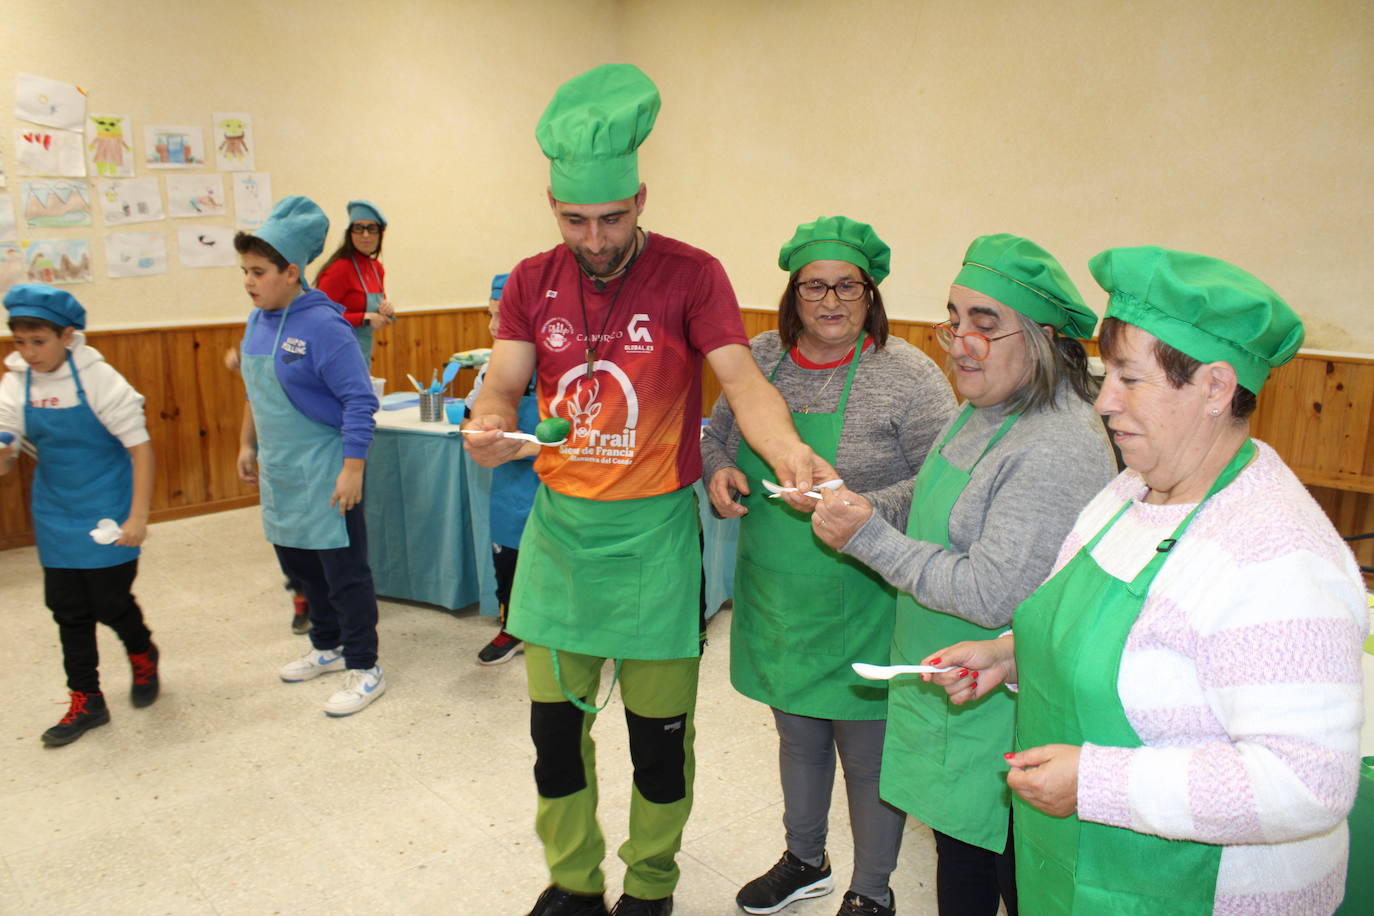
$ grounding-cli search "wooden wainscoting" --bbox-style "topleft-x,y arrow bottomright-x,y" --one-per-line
4,305 -> 1373,577
0,308 -> 483,550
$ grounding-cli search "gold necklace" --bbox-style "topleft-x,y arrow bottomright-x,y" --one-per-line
799,357 -> 847,414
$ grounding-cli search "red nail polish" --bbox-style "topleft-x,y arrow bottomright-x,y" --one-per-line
1004,752 -> 1015,760
930,657 -> 942,666
958,669 -> 968,678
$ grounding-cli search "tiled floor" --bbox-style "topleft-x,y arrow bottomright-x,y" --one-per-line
2,507 -> 1370,915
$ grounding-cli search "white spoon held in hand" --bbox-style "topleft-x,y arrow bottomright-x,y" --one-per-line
852,662 -> 957,680
761,478 -> 844,500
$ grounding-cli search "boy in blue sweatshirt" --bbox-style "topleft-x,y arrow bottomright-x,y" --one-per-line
233,196 -> 385,716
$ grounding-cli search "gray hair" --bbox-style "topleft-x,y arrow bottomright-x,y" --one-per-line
1000,310 -> 1100,414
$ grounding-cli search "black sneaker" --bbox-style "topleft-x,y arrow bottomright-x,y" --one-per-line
477,629 -> 523,666
526,886 -> 609,916
737,850 -> 834,914
610,894 -> 673,915
291,594 -> 311,634
128,643 -> 160,707
836,890 -> 895,916
42,691 -> 111,747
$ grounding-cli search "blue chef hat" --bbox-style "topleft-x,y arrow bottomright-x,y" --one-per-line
4,283 -> 87,330
490,273 -> 509,301
254,196 -> 330,288
346,199 -> 387,230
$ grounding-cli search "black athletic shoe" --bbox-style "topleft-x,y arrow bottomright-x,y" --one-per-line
526,885 -> 609,916
610,893 -> 673,915
737,850 -> 834,914
836,890 -> 895,916
42,691 -> 111,747
477,629 -> 523,665
128,643 -> 160,707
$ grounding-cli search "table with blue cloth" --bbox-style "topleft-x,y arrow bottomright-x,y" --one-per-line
364,406 -> 739,617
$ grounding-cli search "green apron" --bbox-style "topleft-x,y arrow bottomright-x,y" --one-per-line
880,404 -> 1020,851
731,335 -> 896,720
509,484 -> 701,662
1011,440 -> 1255,914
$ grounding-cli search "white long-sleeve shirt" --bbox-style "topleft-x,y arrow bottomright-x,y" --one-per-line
0,333 -> 149,448
1057,441 -> 1367,914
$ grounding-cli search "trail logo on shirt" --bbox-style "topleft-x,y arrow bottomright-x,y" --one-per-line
541,317 -> 575,353
549,362 -> 640,466
624,313 -> 654,354
281,337 -> 307,363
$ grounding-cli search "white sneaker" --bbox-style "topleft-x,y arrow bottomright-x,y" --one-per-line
279,646 -> 345,682
323,666 -> 386,717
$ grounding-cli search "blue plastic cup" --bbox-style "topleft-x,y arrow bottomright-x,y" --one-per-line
446,401 -> 466,425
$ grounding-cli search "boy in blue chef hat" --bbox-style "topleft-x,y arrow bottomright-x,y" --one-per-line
232,195 -> 386,717
466,271 -> 539,666
1,283 -> 160,746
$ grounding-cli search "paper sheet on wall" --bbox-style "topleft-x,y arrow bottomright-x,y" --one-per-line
22,179 -> 92,228
85,114 -> 134,178
105,232 -> 168,278
15,74 -> 87,131
178,226 -> 235,268
0,137 -> 6,188
0,196 -> 15,238
232,172 -> 272,230
143,125 -> 206,169
22,239 -> 92,285
166,174 -> 226,218
0,242 -> 21,293
15,128 -> 86,177
213,112 -> 255,171
97,177 -> 164,226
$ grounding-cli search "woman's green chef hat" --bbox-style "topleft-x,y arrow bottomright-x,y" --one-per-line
346,199 -> 386,230
778,216 -> 891,285
253,195 -> 329,288
954,234 -> 1097,339
1089,246 -> 1303,393
536,64 -> 660,205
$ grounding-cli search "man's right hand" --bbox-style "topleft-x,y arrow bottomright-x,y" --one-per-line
462,415 -> 527,467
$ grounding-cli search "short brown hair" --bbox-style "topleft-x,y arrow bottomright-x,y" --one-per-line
1098,317 -> 1257,419
777,268 -> 889,351
233,232 -> 289,271
7,315 -> 65,334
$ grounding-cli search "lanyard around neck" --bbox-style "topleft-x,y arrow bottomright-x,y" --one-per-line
575,230 -> 642,380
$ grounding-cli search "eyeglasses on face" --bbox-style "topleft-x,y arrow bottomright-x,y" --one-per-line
795,279 -> 869,302
934,321 -> 1022,361
350,223 -> 381,236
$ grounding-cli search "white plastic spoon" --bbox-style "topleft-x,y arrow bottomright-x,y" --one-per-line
459,429 -> 567,447
761,478 -> 843,500
90,518 -> 123,545
852,662 -> 957,680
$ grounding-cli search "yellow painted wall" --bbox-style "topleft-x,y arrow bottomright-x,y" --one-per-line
4,0 -> 1371,352
628,0 -> 1374,351
1,0 -> 619,327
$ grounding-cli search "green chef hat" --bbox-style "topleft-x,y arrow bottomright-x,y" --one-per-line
536,63 -> 660,204
954,234 -> 1097,339
1089,246 -> 1303,393
778,216 -> 891,285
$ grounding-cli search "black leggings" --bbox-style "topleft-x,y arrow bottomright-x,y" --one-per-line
932,810 -> 1018,916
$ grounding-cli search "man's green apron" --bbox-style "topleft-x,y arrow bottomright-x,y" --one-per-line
1011,441 -> 1253,913
880,404 -> 1020,851
732,336 -> 895,719
509,483 -> 701,662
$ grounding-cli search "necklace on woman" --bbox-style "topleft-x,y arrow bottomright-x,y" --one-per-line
797,342 -> 858,413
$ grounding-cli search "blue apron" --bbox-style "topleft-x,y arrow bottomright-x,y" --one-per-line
241,303 -> 349,550
349,256 -> 384,363
490,379 -> 540,548
26,352 -> 139,569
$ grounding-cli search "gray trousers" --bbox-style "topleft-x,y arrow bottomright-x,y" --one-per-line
773,708 -> 906,900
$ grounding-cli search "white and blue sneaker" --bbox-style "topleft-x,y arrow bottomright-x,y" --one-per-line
279,646 -> 345,682
323,665 -> 386,717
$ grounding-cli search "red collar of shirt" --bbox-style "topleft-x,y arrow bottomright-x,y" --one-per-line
789,336 -> 874,369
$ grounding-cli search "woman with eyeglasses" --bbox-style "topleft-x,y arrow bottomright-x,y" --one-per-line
810,233 -> 1117,916
702,216 -> 957,916
315,200 -> 395,362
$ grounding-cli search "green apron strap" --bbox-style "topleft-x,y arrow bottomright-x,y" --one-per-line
551,649 -> 624,714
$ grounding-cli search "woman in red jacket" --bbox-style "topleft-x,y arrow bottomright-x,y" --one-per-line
315,199 -> 394,363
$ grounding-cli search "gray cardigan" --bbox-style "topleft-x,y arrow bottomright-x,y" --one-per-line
841,384 -> 1118,628
701,331 -> 957,522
